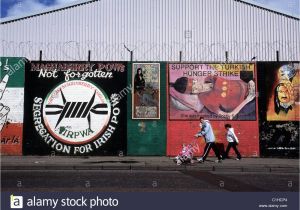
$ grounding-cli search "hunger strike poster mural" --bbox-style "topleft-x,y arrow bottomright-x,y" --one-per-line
169,63 -> 256,120
132,63 -> 160,119
266,63 -> 299,121
0,57 -> 25,155
24,61 -> 127,155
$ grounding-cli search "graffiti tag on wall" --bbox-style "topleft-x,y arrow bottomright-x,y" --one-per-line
260,122 -> 299,156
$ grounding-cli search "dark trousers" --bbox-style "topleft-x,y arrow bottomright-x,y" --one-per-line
202,142 -> 222,160
223,142 -> 241,159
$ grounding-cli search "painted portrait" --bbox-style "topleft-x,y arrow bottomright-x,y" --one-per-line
132,63 -> 160,119
267,63 -> 300,121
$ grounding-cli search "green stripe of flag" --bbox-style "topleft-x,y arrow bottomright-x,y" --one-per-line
1,57 -> 25,88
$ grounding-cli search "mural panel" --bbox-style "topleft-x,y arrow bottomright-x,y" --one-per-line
0,57 -> 25,155
128,62 -> 166,155
266,63 -> 299,121
132,63 -> 160,119
257,62 -> 299,157
23,61 -> 127,155
169,63 -> 256,120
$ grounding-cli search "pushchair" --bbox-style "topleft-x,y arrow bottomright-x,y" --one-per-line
173,139 -> 197,165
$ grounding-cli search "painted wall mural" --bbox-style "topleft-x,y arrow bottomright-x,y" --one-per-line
2,60 -> 298,157
132,63 -> 160,119
127,62 -> 166,156
257,62 -> 299,157
23,61 -> 127,155
169,63 -> 256,120
266,63 -> 299,121
167,63 -> 259,157
0,57 -> 25,155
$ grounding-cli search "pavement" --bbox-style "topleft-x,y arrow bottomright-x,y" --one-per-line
1,156 -> 299,173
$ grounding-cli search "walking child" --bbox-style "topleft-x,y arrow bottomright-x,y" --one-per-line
223,124 -> 242,160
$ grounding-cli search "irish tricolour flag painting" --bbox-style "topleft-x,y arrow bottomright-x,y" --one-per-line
0,57 -> 25,155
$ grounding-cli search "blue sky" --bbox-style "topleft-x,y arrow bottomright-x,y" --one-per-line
0,0 -> 299,19
0,0 -> 79,18
247,0 -> 300,16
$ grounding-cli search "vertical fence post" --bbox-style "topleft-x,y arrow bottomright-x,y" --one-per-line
225,51 -> 228,63
123,45 -> 133,62
88,50 -> 91,62
179,51 -> 182,62
130,51 -> 133,62
39,50 -> 42,61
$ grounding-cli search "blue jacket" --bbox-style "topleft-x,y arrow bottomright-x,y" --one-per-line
197,120 -> 215,143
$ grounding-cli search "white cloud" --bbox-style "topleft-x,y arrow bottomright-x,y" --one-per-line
6,0 -> 49,17
55,0 -> 80,5
250,0 -> 299,16
6,0 -> 87,18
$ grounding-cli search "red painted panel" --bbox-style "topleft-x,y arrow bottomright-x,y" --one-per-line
167,121 -> 259,157
0,123 -> 23,155
167,63 -> 260,157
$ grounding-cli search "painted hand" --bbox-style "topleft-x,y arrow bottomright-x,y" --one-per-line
0,75 -> 10,131
246,80 -> 256,102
